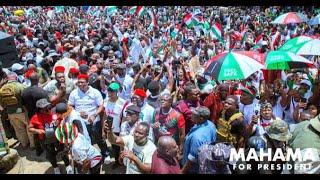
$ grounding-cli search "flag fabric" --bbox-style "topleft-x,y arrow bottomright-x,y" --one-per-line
148,10 -> 158,29
211,22 -> 224,44
106,6 -> 117,15
240,30 -> 248,45
170,24 -> 181,39
55,6 -> 64,13
255,33 -> 264,45
193,11 -> 204,26
129,6 -> 137,15
271,31 -> 281,47
202,21 -> 210,34
183,13 -> 194,29
136,6 -> 145,18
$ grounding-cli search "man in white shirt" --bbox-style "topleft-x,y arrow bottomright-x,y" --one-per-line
105,121 -> 156,174
103,82 -> 127,168
68,74 -> 109,162
120,105 -> 142,137
71,120 -> 102,174
239,86 -> 259,126
114,63 -> 133,100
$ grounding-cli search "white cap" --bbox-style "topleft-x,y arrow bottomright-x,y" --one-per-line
11,63 -> 24,72
300,79 -> 312,87
261,41 -> 268,46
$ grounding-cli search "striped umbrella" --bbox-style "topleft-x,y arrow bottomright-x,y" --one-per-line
272,12 -> 308,24
279,38 -> 320,56
278,35 -> 314,52
204,51 -> 264,81
309,14 -> 320,26
265,51 -> 315,70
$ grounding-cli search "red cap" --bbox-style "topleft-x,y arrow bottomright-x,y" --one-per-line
25,69 -> 35,79
133,89 -> 147,99
78,60 -> 88,66
27,32 -> 33,38
77,74 -> 89,80
69,67 -> 79,74
55,66 -> 65,73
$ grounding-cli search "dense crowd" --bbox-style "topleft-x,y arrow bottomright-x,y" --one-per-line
0,6 -> 320,174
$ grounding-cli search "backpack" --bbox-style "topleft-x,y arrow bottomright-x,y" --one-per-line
0,83 -> 19,107
216,112 -> 243,145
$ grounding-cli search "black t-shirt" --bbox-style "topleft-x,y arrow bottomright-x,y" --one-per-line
21,85 -> 49,119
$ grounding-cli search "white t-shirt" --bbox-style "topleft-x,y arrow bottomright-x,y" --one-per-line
122,135 -> 156,174
117,74 -> 133,100
72,134 -> 101,168
284,97 -> 299,124
68,86 -> 103,124
239,99 -> 259,125
273,97 -> 285,119
103,98 -> 126,133
120,120 -> 140,137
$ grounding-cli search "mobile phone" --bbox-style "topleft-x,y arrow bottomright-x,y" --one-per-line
106,116 -> 113,128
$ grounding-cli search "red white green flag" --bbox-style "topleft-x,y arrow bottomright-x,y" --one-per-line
183,13 -> 194,28
136,6 -> 145,18
148,10 -> 158,29
129,6 -> 137,15
170,24 -> 181,39
211,22 -> 224,44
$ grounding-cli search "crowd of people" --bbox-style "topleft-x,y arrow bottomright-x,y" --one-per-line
0,6 -> 320,174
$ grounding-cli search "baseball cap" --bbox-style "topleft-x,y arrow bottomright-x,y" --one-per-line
11,63 -> 24,72
55,103 -> 68,114
126,105 -> 141,114
108,82 -> 121,92
190,106 -> 211,119
300,79 -> 312,88
36,98 -> 51,109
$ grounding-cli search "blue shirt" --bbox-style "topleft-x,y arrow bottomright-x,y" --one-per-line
182,120 -> 217,174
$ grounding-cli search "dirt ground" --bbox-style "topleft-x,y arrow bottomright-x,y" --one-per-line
6,138 -> 126,174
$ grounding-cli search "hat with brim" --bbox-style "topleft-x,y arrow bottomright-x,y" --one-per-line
55,122 -> 78,144
241,86 -> 257,98
265,119 -> 292,142
125,105 -> 141,114
36,98 -> 51,109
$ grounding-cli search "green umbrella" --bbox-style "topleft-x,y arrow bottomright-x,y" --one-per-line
278,35 -> 314,52
265,51 -> 314,70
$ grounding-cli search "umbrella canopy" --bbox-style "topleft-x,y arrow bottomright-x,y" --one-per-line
309,14 -> 320,26
279,38 -> 320,56
265,51 -> 314,70
272,12 -> 308,24
204,51 -> 264,81
278,35 -> 314,51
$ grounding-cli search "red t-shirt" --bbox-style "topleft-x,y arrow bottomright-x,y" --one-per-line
150,151 -> 181,174
203,92 -> 224,124
29,113 -> 53,140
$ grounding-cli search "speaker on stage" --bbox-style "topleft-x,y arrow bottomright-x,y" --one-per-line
0,31 -> 19,68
